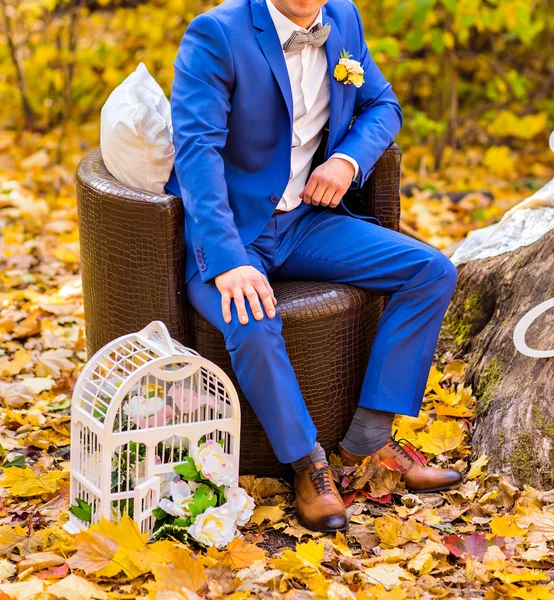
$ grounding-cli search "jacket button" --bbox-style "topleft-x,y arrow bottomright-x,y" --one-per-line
199,263 -> 207,272
271,194 -> 280,204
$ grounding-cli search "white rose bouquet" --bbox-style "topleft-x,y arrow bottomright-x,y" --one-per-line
152,439 -> 255,548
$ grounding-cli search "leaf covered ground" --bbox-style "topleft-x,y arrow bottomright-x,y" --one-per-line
0,132 -> 553,599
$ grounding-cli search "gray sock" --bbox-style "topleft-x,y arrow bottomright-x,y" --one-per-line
290,441 -> 327,473
341,407 -> 395,456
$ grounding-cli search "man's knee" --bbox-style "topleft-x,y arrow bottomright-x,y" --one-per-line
427,249 -> 458,295
224,312 -> 283,353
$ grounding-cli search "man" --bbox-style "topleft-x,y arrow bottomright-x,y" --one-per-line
165,0 -> 462,533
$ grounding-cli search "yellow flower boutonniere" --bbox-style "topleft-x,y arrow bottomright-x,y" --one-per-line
333,48 -> 365,88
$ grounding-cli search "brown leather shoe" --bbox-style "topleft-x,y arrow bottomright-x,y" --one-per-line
338,437 -> 462,493
294,462 -> 348,532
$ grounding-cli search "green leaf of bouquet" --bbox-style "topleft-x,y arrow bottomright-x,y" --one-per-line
69,498 -> 92,523
151,523 -> 189,543
213,484 -> 227,504
152,506 -> 166,520
188,484 -> 218,519
174,456 -> 202,482
173,517 -> 192,528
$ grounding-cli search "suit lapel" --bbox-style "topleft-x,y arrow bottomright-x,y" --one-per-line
320,7 -> 344,157
251,0 -> 294,126
250,0 -> 345,155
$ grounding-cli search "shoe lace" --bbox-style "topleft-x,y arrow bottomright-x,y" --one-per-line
309,463 -> 336,494
391,430 -> 426,466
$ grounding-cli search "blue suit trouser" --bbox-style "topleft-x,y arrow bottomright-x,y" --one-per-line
185,201 -> 458,464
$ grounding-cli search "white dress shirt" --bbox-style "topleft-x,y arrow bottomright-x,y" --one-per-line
266,0 -> 360,211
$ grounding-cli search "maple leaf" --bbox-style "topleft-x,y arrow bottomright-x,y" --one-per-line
490,514 -> 526,539
511,586 -> 554,600
295,539 -> 325,566
69,514 -> 175,579
417,419 -> 466,455
374,515 -> 426,548
368,465 -> 404,498
351,455 -> 381,490
425,365 -> 444,395
16,551 -> 65,574
444,533 -> 505,561
492,569 -> 550,584
238,476 -> 291,503
67,529 -> 120,576
360,490 -> 393,505
0,381 -> 34,408
363,564 -> 415,587
48,574 -> 108,600
149,547 -> 207,594
0,579 -> 46,599
0,348 -> 33,376
391,413 -> 428,446
358,584 -> 407,599
519,542 -> 550,562
467,452 -> 489,479
220,537 -> 266,568
442,359 -> 467,383
250,505 -> 285,526
36,348 -> 74,378
0,466 -> 67,496
517,509 -> 554,545
270,540 -> 325,578
0,524 -> 53,557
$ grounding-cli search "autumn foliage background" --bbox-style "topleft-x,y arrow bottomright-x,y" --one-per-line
0,0 -> 554,598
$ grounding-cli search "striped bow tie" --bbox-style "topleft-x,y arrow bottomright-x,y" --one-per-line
282,22 -> 331,53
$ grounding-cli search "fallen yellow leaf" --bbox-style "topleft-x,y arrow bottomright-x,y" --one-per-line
417,420 -> 466,455
0,466 -> 67,497
47,574 -> 107,600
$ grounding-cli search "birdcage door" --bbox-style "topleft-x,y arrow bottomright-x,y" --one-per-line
133,476 -> 161,534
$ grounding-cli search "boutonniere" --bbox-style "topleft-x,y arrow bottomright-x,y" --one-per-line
333,48 -> 365,88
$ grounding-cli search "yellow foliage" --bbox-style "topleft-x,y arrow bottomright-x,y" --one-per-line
483,146 -> 516,178
0,466 -> 67,497
417,419 -> 466,455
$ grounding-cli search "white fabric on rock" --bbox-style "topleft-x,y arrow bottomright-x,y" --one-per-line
100,62 -> 174,194
451,134 -> 554,266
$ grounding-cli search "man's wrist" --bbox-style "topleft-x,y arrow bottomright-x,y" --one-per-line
331,152 -> 360,181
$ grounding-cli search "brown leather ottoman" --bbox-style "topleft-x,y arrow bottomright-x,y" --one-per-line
76,144 -> 401,477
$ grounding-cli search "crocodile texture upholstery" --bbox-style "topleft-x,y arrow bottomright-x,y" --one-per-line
76,144 -> 402,476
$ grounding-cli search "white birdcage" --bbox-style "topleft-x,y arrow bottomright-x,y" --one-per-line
64,321 -> 241,535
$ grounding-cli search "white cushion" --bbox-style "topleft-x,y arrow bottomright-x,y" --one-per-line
100,62 -> 174,194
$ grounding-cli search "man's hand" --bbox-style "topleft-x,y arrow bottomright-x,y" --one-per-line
299,157 -> 355,207
215,265 -> 278,325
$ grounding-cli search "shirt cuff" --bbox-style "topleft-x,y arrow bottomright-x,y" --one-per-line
331,152 -> 360,182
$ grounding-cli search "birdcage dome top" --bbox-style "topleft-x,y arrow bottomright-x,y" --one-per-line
72,321 -> 214,428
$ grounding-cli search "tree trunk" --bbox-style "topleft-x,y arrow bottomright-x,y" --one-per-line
437,230 -> 554,488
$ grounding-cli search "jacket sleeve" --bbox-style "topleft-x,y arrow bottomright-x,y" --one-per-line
170,13 -> 251,283
332,2 -> 403,190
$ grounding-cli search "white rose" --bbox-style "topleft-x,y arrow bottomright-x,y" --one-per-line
225,486 -> 255,526
193,440 -> 237,487
124,394 -> 165,419
158,470 -> 179,498
188,504 -> 237,548
157,480 -> 197,518
339,58 -> 364,74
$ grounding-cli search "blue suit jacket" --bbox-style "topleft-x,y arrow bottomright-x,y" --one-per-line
164,0 -> 403,284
